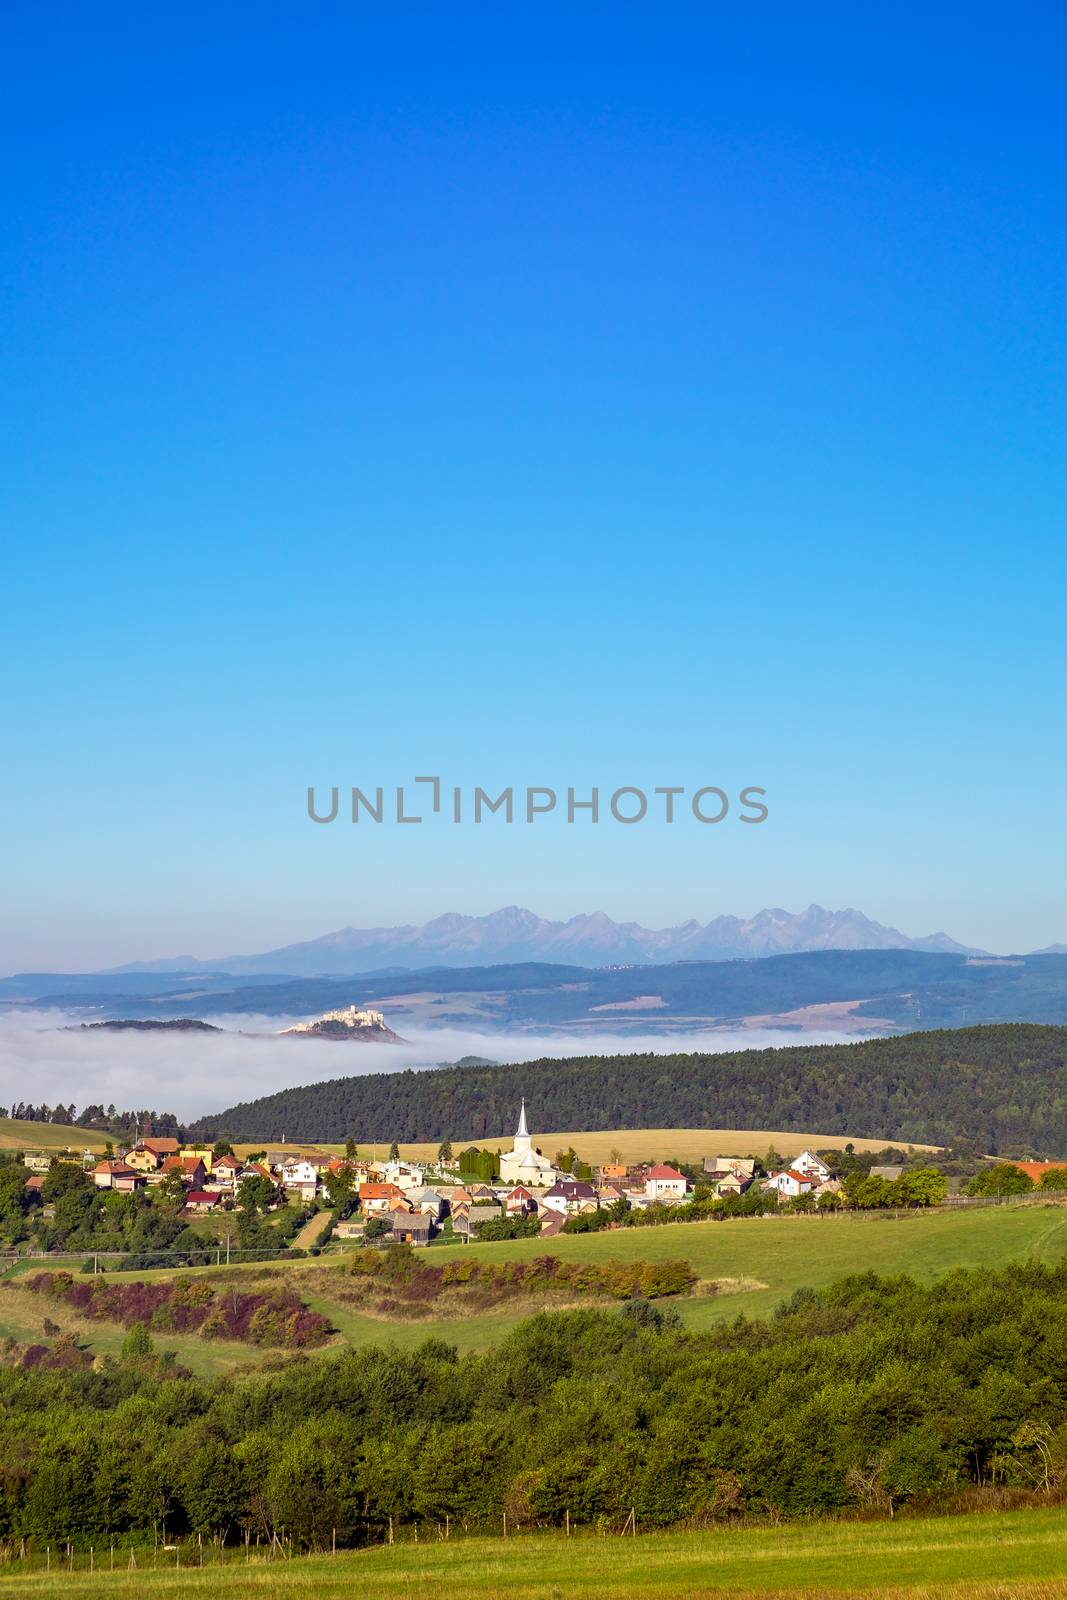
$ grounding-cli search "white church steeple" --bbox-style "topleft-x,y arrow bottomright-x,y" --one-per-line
497,1097 -> 558,1187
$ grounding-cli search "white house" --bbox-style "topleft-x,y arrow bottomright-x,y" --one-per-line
281,1158 -> 319,1202
381,1160 -> 426,1192
765,1168 -> 815,1200
645,1164 -> 688,1203
790,1150 -> 832,1181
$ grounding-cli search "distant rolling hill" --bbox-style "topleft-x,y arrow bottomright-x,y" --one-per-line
6,950 -> 1067,1034
189,1023 -> 1067,1152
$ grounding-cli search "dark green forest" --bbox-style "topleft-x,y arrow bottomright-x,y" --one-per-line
5,1261 -> 1067,1548
190,1024 -> 1067,1152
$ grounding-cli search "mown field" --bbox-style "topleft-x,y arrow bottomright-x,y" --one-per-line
234,1126 -> 939,1165
0,1115 -> 107,1153
4,1506 -> 1067,1597
6,1200 -> 1067,1370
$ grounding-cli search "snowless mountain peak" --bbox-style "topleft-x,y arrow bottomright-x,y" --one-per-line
114,905 -> 987,976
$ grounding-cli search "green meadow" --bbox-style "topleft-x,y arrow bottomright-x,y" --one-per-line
5,1200 -> 1067,1368
5,1507 -> 1067,1598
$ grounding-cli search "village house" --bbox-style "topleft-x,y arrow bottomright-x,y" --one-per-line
238,1160 -> 273,1183
179,1146 -> 215,1173
184,1190 -> 222,1213
208,1153 -> 240,1190
163,1154 -> 207,1189
541,1179 -> 599,1216
704,1156 -> 757,1181
359,1181 -> 404,1215
790,1150 -> 832,1182
645,1165 -> 688,1203
124,1144 -> 164,1173
598,1163 -> 628,1182
142,1137 -> 180,1157
333,1218 -> 365,1240
765,1168 -> 815,1200
456,1201 -> 503,1239
408,1186 -> 447,1221
380,1159 -> 425,1192
1011,1161 -> 1067,1185
23,1153 -> 54,1174
504,1185 -> 537,1216
114,1168 -> 148,1195
391,1213 -> 434,1246
280,1158 -> 319,1203
93,1159 -> 140,1190
713,1170 -> 752,1197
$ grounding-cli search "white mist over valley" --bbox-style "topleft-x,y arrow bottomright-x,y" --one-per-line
0,1010 -> 871,1122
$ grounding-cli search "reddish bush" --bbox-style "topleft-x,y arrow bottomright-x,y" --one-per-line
27,1273 -> 333,1349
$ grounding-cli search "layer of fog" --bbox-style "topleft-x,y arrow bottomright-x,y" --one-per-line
0,1010 -> 873,1123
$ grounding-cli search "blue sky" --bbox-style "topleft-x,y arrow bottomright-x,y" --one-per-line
2,3 -> 1065,970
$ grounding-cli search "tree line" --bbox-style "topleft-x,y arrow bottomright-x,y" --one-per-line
5,1259 -> 1067,1548
189,1024 -> 1067,1152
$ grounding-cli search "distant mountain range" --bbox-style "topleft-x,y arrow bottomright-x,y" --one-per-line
110,904 -> 984,977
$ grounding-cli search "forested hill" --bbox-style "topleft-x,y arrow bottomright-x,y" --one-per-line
190,1024 -> 1067,1153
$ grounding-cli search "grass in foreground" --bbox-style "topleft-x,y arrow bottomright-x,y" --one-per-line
5,1507 -> 1067,1598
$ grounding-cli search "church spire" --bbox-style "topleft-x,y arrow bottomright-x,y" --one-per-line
516,1097 -> 529,1139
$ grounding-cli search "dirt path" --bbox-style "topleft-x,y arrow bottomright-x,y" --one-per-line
292,1210 -> 334,1251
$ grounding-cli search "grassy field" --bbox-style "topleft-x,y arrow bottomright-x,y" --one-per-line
9,1201 -> 1067,1368
0,1278 -> 262,1378
0,1115 -> 108,1153
234,1126 -> 940,1165
5,1506 -> 1067,1597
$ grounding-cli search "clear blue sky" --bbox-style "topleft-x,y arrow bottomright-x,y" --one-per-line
2,3 -> 1065,971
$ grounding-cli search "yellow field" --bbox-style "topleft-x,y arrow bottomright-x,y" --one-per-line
235,1126 -> 939,1164
0,1115 -> 108,1154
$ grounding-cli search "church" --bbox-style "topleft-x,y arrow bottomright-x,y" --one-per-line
498,1099 -> 558,1187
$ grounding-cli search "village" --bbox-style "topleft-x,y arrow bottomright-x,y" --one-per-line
67,1099 -> 853,1249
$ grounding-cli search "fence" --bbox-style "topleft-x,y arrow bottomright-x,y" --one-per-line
0,1509 -> 650,1579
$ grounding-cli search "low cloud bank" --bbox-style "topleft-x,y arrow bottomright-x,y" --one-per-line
0,1010 -> 870,1123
